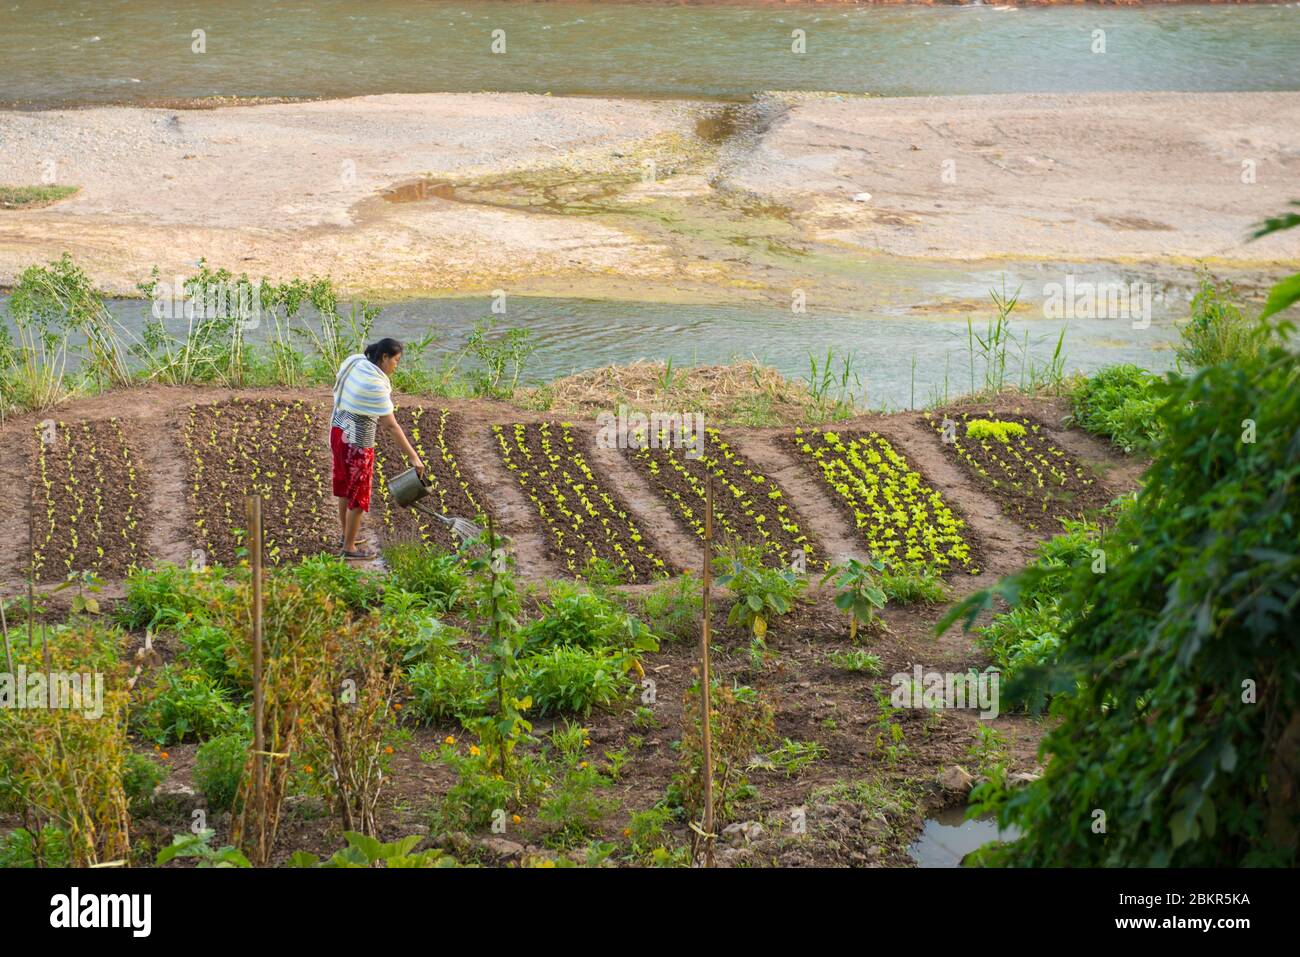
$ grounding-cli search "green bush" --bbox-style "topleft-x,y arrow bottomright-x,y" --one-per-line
879,563 -> 948,605
0,826 -> 70,868
291,554 -> 384,610
120,563 -> 234,631
640,572 -> 703,641
519,646 -> 639,717
407,655 -> 489,722
948,321 -> 1300,865
520,586 -> 652,653
1067,364 -> 1165,454
176,622 -> 238,689
123,752 -> 169,814
131,665 -> 243,745
383,545 -> 466,612
1177,271 -> 1259,369
194,732 -> 250,812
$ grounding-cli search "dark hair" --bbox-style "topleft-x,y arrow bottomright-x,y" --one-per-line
364,338 -> 403,365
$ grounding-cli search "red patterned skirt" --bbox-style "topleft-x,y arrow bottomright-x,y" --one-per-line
330,426 -> 375,512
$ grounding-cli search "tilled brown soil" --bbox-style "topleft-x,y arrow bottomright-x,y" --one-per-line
492,419 -> 675,582
923,409 -> 1115,533
373,406 -> 495,553
26,417 -> 150,583
619,426 -> 825,570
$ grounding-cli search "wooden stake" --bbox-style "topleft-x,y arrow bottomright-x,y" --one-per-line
699,472 -> 715,868
248,495 -> 266,836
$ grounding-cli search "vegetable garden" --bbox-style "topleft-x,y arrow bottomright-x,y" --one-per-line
493,421 -> 672,582
925,411 -> 1108,531
183,398 -> 332,566
779,429 -> 978,575
29,417 -> 148,583
373,406 -> 491,551
621,425 -> 823,570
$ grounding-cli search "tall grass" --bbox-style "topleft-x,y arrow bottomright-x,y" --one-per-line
2,255 -> 524,421
958,282 -> 1068,404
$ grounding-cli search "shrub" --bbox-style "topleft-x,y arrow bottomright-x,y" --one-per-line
123,752 -> 169,814
383,544 -> 466,612
1177,271 -> 1259,369
131,664 -> 243,745
519,646 -> 640,717
291,554 -> 384,611
407,655 -> 488,722
947,321 -> 1300,865
195,732 -> 250,812
640,571 -> 702,642
1067,364 -> 1165,454
0,625 -> 132,865
0,826 -> 70,868
520,585 -> 653,654
879,564 -> 948,605
713,548 -> 806,640
120,562 -> 234,631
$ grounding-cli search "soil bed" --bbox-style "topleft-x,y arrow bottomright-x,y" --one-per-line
620,425 -> 824,569
777,427 -> 982,576
373,406 -> 493,552
493,420 -> 673,581
923,410 -> 1112,533
182,398 -> 333,566
29,417 -> 150,583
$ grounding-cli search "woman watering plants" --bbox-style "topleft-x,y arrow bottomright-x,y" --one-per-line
330,338 -> 424,560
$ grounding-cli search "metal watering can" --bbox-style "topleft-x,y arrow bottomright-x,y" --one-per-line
388,466 -> 484,542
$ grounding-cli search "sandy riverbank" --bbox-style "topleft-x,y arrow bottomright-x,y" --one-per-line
0,90 -> 1296,303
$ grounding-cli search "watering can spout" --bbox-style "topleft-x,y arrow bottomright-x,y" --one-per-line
388,466 -> 431,508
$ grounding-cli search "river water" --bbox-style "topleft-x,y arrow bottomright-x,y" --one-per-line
3,1 -> 1299,106
2,286 -> 1180,410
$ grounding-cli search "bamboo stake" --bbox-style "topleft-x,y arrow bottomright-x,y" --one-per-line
699,473 -> 716,868
247,495 -> 266,858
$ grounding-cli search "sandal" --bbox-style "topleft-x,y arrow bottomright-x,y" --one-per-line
340,547 -> 380,561
338,534 -> 370,548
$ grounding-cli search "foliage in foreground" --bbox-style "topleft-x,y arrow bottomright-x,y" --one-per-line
946,319 -> 1300,865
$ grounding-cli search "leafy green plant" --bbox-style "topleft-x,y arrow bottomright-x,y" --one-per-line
824,649 -> 882,674
1177,270 -> 1258,369
821,557 -> 887,642
123,752 -> 169,814
194,732 -> 250,812
640,572 -> 702,642
465,318 -> 535,398
714,548 -> 806,640
879,564 -> 948,605
383,544 -> 466,612
519,645 -> 643,717
407,655 -> 489,722
291,554 -> 384,611
155,829 -> 251,868
289,832 -> 459,868
756,738 -> 828,778
131,664 -> 243,745
1067,364 -> 1165,454
520,586 -> 653,654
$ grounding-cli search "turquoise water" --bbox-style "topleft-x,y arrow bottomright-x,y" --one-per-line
3,1 -> 1298,106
